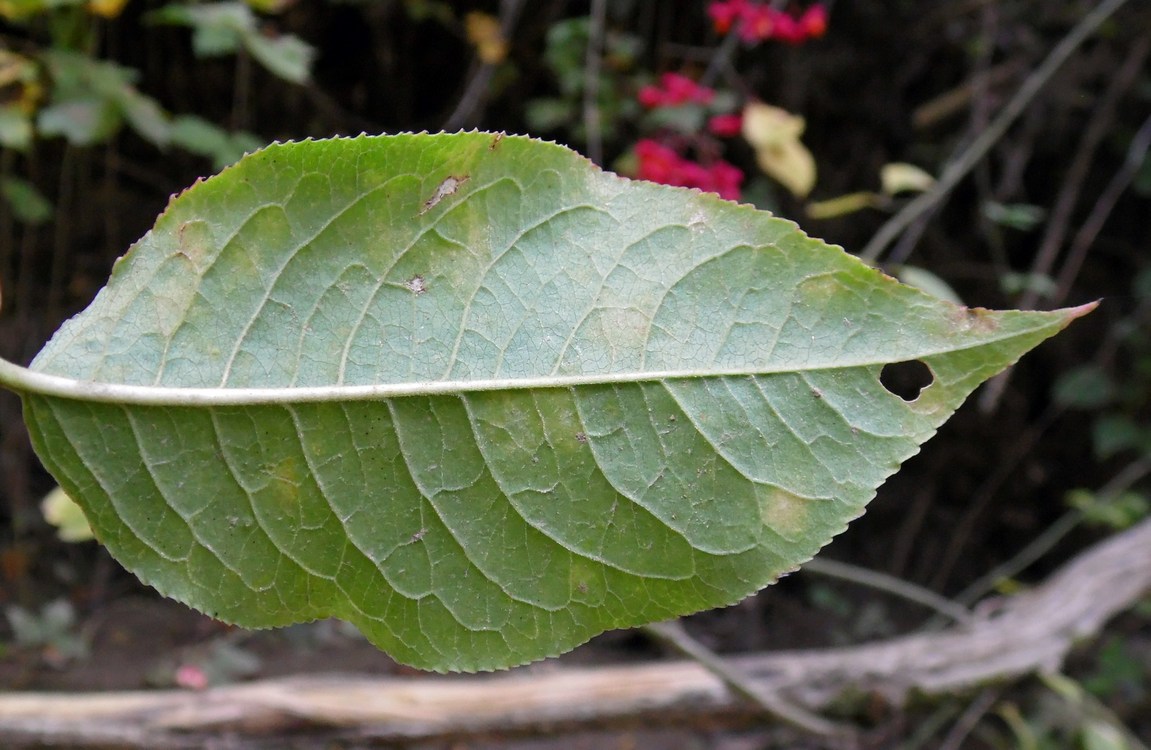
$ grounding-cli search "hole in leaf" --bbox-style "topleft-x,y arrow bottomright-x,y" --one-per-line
880,360 -> 934,402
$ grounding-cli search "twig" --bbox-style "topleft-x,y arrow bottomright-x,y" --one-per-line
929,408 -> 1061,592
937,689 -> 1000,750
802,557 -> 973,626
977,34 -> 1151,412
943,455 -> 1151,618
859,0 -> 1135,264
641,620 -> 850,737
4,514 -> 1150,748
699,26 -> 741,90
1052,110 -> 1151,306
1039,672 -> 1151,750
1019,33 -> 1150,313
442,0 -> 527,131
582,0 -> 607,165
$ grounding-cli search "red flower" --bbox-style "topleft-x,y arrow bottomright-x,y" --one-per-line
707,0 -> 746,34
662,72 -> 714,105
799,4 -> 828,39
635,139 -> 682,183
637,85 -> 665,108
637,72 -> 715,108
708,113 -> 743,137
708,1 -> 827,45
706,161 -> 744,201
738,4 -> 776,43
634,139 -> 744,201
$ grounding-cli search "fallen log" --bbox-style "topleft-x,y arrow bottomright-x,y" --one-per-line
3,516 -> 1149,749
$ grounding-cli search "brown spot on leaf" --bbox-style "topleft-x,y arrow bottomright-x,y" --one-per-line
950,306 -> 1000,333
405,275 -> 428,295
419,174 -> 470,216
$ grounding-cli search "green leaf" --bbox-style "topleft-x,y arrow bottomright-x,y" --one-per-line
0,133 -> 1092,672
0,175 -> 53,224
243,26 -> 313,84
170,115 -> 262,170
0,104 -> 34,150
1053,364 -> 1116,409
150,2 -> 314,84
38,50 -> 172,147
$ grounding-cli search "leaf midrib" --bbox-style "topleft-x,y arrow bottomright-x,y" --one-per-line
0,313 -> 1061,407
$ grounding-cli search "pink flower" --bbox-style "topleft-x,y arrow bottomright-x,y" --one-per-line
708,113 -> 743,137
634,139 -> 744,201
709,1 -> 828,45
174,664 -> 209,690
706,161 -> 744,201
708,0 -> 745,34
637,85 -> 665,108
799,4 -> 828,39
738,3 -> 777,43
637,73 -> 715,108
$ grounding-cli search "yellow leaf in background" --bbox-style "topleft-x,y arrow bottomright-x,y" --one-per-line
245,0 -> 291,13
0,49 -> 42,113
466,11 -> 507,65
0,0 -> 44,21
88,0 -> 129,19
806,192 -> 882,220
41,486 -> 94,543
880,162 -> 935,195
741,102 -> 816,198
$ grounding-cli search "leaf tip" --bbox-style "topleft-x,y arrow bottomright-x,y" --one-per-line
1065,299 -> 1100,321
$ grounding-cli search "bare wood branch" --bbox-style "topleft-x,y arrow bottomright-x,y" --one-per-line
2,517 -> 1150,749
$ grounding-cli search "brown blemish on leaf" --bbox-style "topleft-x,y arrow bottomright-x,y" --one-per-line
174,220 -> 212,270
489,132 -> 504,151
575,432 -> 588,444
950,306 -> 1000,333
405,275 -> 428,295
419,174 -> 470,216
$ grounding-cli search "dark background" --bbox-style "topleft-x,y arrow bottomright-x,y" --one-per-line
1,1 -> 1149,747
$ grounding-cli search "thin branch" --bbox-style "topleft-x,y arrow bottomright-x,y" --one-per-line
1019,33 -> 1151,313
582,0 -> 607,165
946,455 -> 1151,614
859,0 -> 1135,264
442,0 -> 527,131
977,33 -> 1151,412
937,689 -> 1000,750
641,620 -> 851,738
802,557 -> 973,626
1052,110 -> 1151,306
4,514 -> 1150,748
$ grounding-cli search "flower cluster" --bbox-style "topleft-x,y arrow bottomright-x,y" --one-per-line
637,72 -> 715,109
708,1 -> 827,45
635,139 -> 743,201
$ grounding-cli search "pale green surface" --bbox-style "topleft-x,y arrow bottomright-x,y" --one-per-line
7,133 -> 1088,671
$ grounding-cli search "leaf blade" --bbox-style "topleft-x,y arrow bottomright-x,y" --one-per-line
7,132 -> 1092,671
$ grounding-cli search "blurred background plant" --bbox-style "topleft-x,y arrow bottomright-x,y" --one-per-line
2,1 -> 1150,746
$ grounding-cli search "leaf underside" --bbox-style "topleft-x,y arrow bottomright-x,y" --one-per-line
12,132 -> 1088,672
